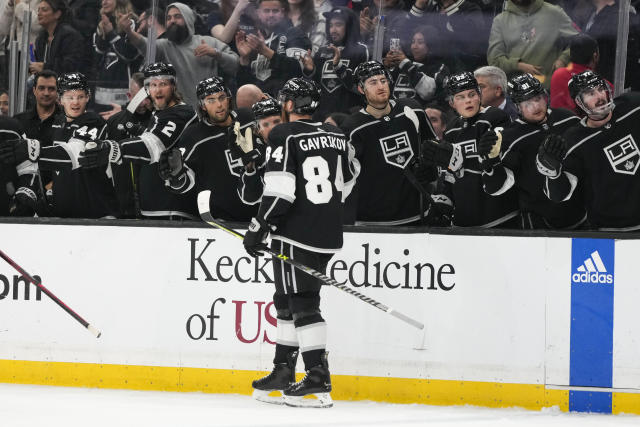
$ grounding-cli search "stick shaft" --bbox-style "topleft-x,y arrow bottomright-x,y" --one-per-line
0,249 -> 101,338
197,191 -> 424,330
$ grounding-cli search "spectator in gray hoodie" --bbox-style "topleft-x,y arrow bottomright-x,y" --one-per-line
121,2 -> 238,106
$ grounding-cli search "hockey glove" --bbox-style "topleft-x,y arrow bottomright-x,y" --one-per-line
424,194 -> 453,227
79,140 -> 122,169
536,133 -> 567,178
408,158 -> 437,193
421,139 -> 463,172
0,138 -> 40,165
230,121 -> 264,167
243,217 -> 272,257
113,111 -> 147,138
476,128 -> 503,170
158,148 -> 186,186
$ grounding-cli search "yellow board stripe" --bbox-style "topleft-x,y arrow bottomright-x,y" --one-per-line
2,359 -> 639,414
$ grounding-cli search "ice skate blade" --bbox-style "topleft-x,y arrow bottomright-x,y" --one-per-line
252,389 -> 285,405
283,393 -> 333,408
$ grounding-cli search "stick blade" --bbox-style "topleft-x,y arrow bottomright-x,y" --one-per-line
197,190 -> 212,215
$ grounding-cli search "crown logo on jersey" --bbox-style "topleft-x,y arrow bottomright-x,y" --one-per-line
604,134 -> 640,175
225,149 -> 245,177
379,131 -> 414,168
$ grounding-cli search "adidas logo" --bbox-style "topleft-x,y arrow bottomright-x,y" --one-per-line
572,251 -> 613,284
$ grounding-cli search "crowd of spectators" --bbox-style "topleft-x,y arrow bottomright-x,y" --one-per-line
0,0 -> 638,230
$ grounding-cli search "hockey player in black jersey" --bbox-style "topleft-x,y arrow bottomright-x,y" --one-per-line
538,70 -> 640,230
157,76 -> 257,221
243,77 -> 359,408
424,71 -> 518,228
106,72 -> 153,218
340,60 -> 440,226
0,117 -> 24,215
479,73 -> 585,229
234,96 -> 282,206
79,62 -> 198,219
0,72 -> 116,218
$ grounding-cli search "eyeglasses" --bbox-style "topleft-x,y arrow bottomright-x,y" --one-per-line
202,95 -> 229,105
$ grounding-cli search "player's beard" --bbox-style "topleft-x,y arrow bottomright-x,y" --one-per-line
209,109 -> 230,124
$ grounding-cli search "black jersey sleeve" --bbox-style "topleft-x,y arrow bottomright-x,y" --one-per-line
237,166 -> 265,205
257,124 -> 296,227
39,113 -> 107,171
119,104 -> 197,164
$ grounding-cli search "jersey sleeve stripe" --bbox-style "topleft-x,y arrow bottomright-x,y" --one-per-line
485,166 -> 515,195
263,171 -> 296,202
56,137 -> 86,169
137,131 -> 165,163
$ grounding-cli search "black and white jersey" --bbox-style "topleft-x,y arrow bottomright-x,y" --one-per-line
444,106 -> 518,227
168,110 -> 258,221
546,92 -> 640,230
116,103 -> 198,219
482,108 -> 585,229
0,117 -> 23,215
237,156 -> 266,207
106,108 -> 153,218
390,60 -> 448,107
37,112 -> 118,218
341,98 -> 437,225
306,43 -> 369,121
258,119 -> 359,253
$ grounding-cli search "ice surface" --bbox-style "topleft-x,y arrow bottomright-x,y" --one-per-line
1,383 -> 638,427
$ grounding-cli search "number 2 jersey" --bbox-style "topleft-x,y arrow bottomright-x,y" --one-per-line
258,119 -> 360,253
116,103 -> 198,218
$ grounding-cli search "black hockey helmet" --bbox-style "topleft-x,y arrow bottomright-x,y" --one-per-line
508,73 -> 545,104
252,96 -> 281,119
57,72 -> 90,96
143,62 -> 176,87
196,76 -> 231,100
444,71 -> 479,98
277,78 -> 321,114
568,70 -> 614,117
354,60 -> 392,87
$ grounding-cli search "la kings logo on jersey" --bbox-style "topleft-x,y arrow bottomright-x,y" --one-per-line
457,139 -> 479,159
392,73 -> 416,100
224,149 -> 245,177
321,59 -> 349,93
604,134 -> 640,175
379,131 -> 414,168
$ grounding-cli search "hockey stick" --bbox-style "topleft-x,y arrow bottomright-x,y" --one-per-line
0,249 -> 102,338
197,190 -> 424,330
402,106 -> 436,219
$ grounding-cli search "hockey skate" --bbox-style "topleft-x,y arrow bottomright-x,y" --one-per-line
283,354 -> 332,408
252,350 -> 298,405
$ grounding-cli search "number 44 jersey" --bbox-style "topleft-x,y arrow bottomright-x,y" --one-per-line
259,119 -> 360,253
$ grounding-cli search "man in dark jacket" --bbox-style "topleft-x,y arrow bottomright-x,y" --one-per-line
12,70 -> 61,216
